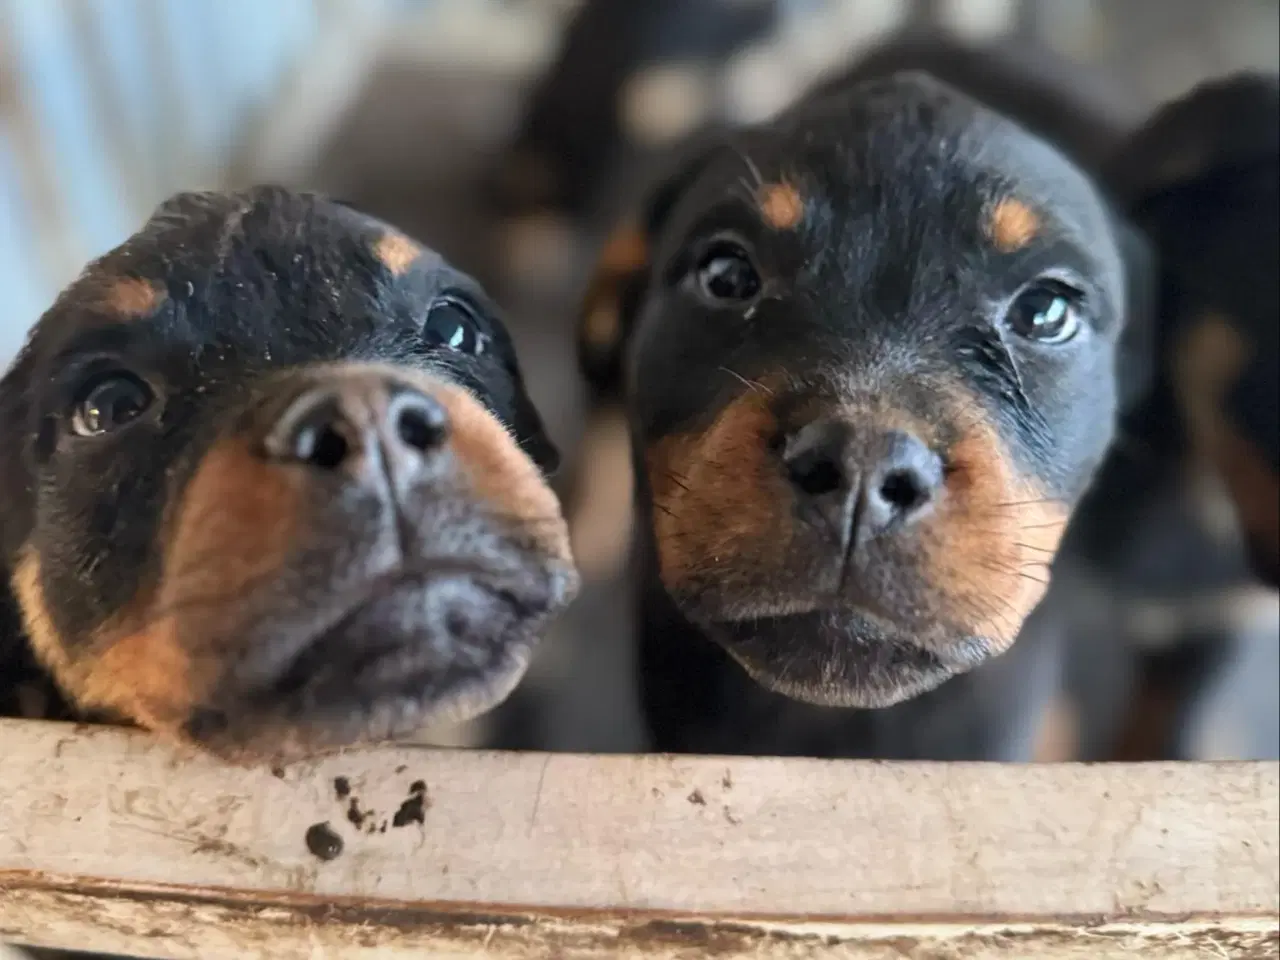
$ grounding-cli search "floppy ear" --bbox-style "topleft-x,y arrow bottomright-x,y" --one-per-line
1109,210 -> 1157,414
576,138 -> 722,404
1104,72 -> 1280,202
1104,72 -> 1280,585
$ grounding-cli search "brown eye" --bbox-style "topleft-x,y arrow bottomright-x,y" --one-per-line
1005,279 -> 1086,344
695,240 -> 761,305
71,374 -> 153,436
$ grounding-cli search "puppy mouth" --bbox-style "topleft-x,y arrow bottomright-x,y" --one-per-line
188,558 -> 575,756
701,608 -> 989,709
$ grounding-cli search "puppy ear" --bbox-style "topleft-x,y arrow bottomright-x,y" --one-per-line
1109,210 -> 1157,414
1105,72 -> 1280,584
1105,72 -> 1280,202
576,138 -> 720,403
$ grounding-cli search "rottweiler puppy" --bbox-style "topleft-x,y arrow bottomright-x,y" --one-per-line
576,58 -> 1148,755
1101,72 -> 1279,590
0,186 -> 578,762
1068,72 -> 1280,761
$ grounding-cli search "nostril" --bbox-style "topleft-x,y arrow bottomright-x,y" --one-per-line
297,422 -> 350,470
395,399 -> 449,453
787,451 -> 845,497
879,468 -> 929,512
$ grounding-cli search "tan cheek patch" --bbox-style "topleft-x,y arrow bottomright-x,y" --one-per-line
920,394 -> 1068,652
11,547 -> 75,686
757,181 -> 805,230
1173,313 -> 1280,568
646,391 -> 793,593
101,277 -> 166,319
10,547 -> 194,732
437,381 -> 571,565
166,439 -> 306,603
988,197 -> 1041,253
374,231 -> 421,276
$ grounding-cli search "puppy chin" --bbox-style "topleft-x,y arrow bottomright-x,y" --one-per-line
703,610 -> 989,709
181,566 -> 577,764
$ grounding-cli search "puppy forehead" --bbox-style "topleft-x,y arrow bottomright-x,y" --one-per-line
719,73 -> 1116,259
130,187 -> 445,285
33,188 -> 465,356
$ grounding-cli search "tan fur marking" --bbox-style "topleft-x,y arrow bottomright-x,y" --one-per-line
11,548 -> 74,684
166,439 -> 306,620
757,181 -> 805,230
647,389 -> 793,594
1173,314 -> 1280,571
597,224 -> 648,274
988,198 -> 1041,252
79,619 -> 193,731
10,548 -> 195,731
102,277 -> 165,319
437,381 -> 572,565
579,225 -> 650,362
374,231 -> 421,276
581,302 -> 621,352
922,389 -> 1069,652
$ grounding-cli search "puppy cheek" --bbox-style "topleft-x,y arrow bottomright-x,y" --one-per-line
10,548 -> 192,732
142,439 -> 307,728
918,415 -> 1068,655
645,393 -> 794,602
437,383 -> 572,566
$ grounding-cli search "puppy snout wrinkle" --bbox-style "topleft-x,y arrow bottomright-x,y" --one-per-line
784,420 -> 943,548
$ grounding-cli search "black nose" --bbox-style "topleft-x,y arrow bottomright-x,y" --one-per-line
783,422 -> 943,546
266,381 -> 450,472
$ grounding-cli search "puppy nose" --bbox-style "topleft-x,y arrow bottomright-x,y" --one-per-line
266,381 -> 450,471
783,422 -> 943,544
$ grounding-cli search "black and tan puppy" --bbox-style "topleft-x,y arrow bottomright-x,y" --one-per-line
579,64 -> 1145,753
1100,72 -> 1279,590
1065,72 -> 1280,761
0,186 -> 578,762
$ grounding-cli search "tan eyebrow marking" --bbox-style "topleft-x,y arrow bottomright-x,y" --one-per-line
757,181 -> 805,231
988,197 -> 1041,252
374,231 -> 421,276
102,277 -> 166,319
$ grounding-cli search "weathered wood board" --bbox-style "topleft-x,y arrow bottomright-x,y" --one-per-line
0,719 -> 1276,958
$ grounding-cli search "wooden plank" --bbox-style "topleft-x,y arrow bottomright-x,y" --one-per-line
0,719 -> 1276,958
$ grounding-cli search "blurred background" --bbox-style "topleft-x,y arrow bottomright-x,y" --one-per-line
2,0 -> 1277,767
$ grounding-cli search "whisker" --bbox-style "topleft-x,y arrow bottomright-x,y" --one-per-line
718,365 -> 775,396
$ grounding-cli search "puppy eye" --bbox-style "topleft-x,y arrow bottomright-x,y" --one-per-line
1004,279 -> 1086,344
423,295 -> 488,355
695,239 -> 762,305
71,373 -> 154,436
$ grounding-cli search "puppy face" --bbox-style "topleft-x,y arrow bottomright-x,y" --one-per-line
0,187 -> 578,761
582,73 -> 1134,707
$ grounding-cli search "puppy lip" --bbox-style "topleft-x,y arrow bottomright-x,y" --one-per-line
704,611 -> 977,708
225,552 -> 572,694
189,559 -> 572,758
704,608 -> 988,672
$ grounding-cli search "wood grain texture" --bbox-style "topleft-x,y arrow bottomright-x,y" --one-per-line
0,720 -> 1277,958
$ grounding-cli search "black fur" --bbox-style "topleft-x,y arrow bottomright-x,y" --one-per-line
0,186 -> 577,762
